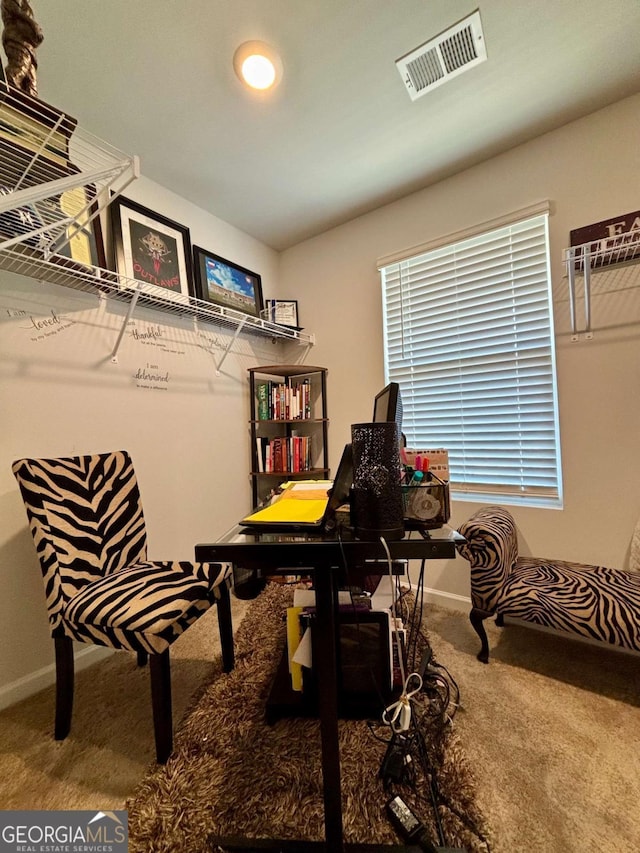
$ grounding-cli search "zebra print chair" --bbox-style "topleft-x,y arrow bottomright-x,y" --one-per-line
12,450 -> 234,763
458,505 -> 640,663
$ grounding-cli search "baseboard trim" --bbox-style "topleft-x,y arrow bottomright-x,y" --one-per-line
0,644 -> 114,711
421,587 -> 471,613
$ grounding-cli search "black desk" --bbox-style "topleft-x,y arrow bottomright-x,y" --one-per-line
196,524 -> 464,853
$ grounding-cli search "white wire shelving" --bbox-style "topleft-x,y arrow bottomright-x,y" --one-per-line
0,84 -> 314,367
563,228 -> 640,341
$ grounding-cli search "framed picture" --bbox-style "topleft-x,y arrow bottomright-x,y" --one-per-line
193,246 -> 263,317
55,184 -> 107,270
266,298 -> 300,328
110,196 -> 194,299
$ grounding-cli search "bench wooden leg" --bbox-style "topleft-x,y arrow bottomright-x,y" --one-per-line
469,607 -> 493,663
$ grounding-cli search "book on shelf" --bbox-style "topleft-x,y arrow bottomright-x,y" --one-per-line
257,382 -> 269,420
261,435 -> 312,474
255,436 -> 265,472
255,377 -> 312,420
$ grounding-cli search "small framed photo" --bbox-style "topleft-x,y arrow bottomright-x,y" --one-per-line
266,298 -> 300,328
193,246 -> 263,317
110,196 -> 194,299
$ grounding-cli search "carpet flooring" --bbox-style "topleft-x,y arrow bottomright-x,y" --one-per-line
1,583 -> 639,852
125,583 -> 490,852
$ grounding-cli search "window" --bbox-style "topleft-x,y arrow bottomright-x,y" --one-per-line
379,207 -> 562,507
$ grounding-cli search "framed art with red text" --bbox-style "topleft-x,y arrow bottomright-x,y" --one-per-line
110,196 -> 194,300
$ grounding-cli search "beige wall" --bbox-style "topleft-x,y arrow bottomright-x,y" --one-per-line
1,93 -> 639,706
279,93 -> 640,600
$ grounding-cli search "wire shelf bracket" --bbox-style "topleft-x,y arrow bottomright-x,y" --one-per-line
563,228 -> 640,341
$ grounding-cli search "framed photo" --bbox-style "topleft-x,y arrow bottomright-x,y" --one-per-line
56,184 -> 107,270
193,245 -> 263,317
110,196 -> 194,299
266,298 -> 300,328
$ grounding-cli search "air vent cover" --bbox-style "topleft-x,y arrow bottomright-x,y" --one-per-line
396,10 -> 487,100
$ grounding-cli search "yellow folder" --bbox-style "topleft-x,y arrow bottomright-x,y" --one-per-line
241,480 -> 332,526
286,606 -> 304,692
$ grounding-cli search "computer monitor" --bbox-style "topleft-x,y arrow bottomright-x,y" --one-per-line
372,381 -> 403,442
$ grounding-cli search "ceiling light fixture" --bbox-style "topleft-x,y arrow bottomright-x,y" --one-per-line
233,40 -> 283,91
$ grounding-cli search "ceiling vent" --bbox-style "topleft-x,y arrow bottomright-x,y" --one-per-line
396,10 -> 487,101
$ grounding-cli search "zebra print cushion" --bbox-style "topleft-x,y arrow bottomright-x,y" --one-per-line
457,505 -> 518,613
13,451 -> 231,654
63,561 -> 229,654
502,558 -> 640,652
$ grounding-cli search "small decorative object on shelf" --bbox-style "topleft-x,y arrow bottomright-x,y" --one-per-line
193,246 -> 263,317
1,0 -> 43,97
248,365 -> 329,506
110,195 -> 195,300
265,298 -> 300,328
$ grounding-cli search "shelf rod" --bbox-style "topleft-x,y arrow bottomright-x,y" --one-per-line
0,215 -> 75,252
567,247 -> 578,340
0,162 -> 133,214
582,245 -> 592,338
14,114 -> 67,193
215,315 -> 249,374
111,284 -> 142,362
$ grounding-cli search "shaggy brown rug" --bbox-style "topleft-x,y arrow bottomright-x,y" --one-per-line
126,584 -> 491,852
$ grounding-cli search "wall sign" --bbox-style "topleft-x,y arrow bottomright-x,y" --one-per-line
570,210 -> 640,269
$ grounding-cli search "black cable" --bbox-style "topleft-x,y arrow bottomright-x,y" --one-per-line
406,559 -> 426,671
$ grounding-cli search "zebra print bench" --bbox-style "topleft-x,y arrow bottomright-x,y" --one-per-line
457,505 -> 640,663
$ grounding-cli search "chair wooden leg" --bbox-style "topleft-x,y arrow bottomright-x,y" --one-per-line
54,635 -> 74,740
137,650 -> 148,667
217,582 -> 235,673
469,607 -> 493,664
495,611 -> 505,627
150,650 -> 172,764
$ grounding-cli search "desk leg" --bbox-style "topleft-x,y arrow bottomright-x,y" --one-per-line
313,565 -> 344,852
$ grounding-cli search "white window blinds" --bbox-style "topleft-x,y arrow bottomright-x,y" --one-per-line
380,212 -> 562,504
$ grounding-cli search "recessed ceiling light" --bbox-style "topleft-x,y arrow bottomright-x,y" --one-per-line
234,40 -> 283,91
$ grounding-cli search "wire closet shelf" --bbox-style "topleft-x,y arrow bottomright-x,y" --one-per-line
563,227 -> 640,340
0,85 -> 314,351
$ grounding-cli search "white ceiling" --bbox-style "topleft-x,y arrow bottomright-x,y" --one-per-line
30,0 -> 640,251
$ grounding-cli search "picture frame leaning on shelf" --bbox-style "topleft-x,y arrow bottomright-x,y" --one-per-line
109,195 -> 195,301
193,245 -> 264,318
266,298 -> 300,328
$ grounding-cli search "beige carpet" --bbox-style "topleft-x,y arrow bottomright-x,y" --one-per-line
0,586 -> 639,852
425,606 -> 640,853
0,594 -> 251,811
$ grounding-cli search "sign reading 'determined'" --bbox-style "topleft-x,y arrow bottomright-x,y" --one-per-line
0,810 -> 128,853
570,209 -> 640,269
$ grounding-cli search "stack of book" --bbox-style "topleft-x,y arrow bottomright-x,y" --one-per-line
256,378 -> 311,420
255,434 -> 312,473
